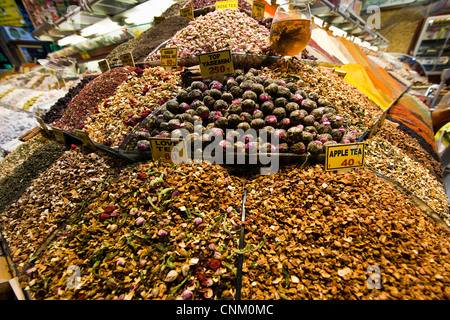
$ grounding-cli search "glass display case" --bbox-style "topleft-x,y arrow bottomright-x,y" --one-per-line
413,14 -> 450,77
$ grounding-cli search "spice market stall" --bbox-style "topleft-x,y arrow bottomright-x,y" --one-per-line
0,2 -> 449,302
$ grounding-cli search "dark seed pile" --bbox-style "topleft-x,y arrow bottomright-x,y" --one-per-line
106,16 -> 191,66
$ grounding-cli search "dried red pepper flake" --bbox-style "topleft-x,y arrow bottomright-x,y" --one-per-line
99,213 -> 110,221
137,173 -> 147,180
104,205 -> 116,213
70,144 -> 77,150
134,67 -> 144,76
158,100 -> 165,106
208,259 -> 221,271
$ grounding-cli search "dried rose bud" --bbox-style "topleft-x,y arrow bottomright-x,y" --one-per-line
158,229 -> 168,236
164,270 -> 179,282
139,260 -> 147,269
182,290 -> 193,300
181,264 -> 190,277
172,190 -> 180,197
209,243 -> 216,251
227,207 -> 233,214
135,217 -> 145,226
129,208 -> 139,215
116,257 -> 125,267
194,217 -> 203,226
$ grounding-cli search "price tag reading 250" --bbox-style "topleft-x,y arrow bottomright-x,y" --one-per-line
325,142 -> 365,171
198,50 -> 234,78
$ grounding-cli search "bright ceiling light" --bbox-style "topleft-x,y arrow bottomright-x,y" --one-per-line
81,18 -> 121,37
58,35 -> 87,46
124,0 -> 174,25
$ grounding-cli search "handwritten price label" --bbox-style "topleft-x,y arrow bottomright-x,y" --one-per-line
52,127 -> 66,144
198,50 -> 234,78
325,143 -> 365,171
154,16 -> 165,25
252,1 -> 265,18
80,51 -> 90,60
150,138 -> 186,164
120,53 -> 135,67
74,129 -> 96,151
180,6 -> 194,19
216,0 -> 238,10
160,47 -> 178,67
98,59 -> 110,73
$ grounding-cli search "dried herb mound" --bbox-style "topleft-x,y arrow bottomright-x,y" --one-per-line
0,148 -> 126,273
147,9 -> 271,60
83,66 -> 182,148
0,141 -> 67,214
106,16 -> 191,65
19,162 -> 243,300
51,67 -> 134,132
242,164 -> 450,300
41,75 -> 97,124
365,137 -> 449,225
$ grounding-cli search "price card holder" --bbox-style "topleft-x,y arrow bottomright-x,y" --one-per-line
120,53 -> 135,67
98,59 -> 110,73
325,143 -> 365,171
80,51 -> 91,60
35,116 -> 51,135
52,127 -> 66,144
198,50 -> 234,79
252,1 -> 265,18
216,0 -> 238,10
180,6 -> 194,19
160,47 -> 178,69
154,16 -> 165,25
149,138 -> 187,164
74,129 -> 96,151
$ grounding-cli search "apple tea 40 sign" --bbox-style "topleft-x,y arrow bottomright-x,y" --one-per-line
325,142 -> 365,171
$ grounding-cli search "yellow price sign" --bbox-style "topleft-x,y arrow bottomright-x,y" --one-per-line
180,6 -> 194,19
154,16 -> 165,25
150,138 -> 186,164
80,51 -> 90,60
252,1 -> 265,18
325,143 -> 365,171
74,129 -> 96,151
216,0 -> 238,10
198,49 -> 234,79
98,59 -> 110,73
120,53 -> 135,67
52,127 -> 66,144
35,116 -> 50,135
160,47 -> 178,67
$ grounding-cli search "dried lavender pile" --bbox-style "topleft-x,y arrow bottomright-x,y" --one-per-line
125,68 -> 358,154
105,16 -> 191,66
365,137 -> 449,225
42,75 -> 97,124
0,141 -> 67,214
261,59 -> 383,132
242,164 -> 450,300
51,67 -> 134,132
84,67 -> 182,147
147,9 -> 272,60
0,147 -> 126,273
20,162 -> 243,300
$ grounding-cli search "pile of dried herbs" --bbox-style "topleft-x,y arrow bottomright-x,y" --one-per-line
0,147 -> 126,272
242,164 -> 450,300
20,162 -> 244,300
